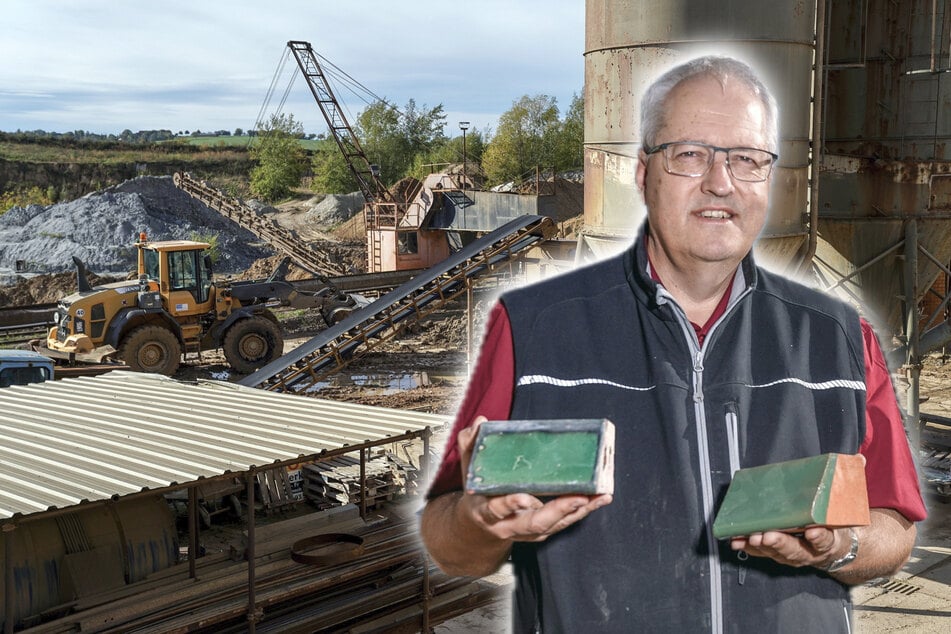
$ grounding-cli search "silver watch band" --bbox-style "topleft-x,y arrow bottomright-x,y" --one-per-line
824,527 -> 859,572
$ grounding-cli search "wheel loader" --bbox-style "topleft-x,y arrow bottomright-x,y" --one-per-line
39,232 -> 356,375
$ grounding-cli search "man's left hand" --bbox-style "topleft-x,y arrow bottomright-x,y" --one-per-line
729,525 -> 845,569
728,508 -> 917,584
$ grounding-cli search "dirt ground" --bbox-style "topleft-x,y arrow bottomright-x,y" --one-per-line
3,184 -> 947,631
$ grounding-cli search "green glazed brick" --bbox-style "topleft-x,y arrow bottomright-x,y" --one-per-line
713,453 -> 870,539
465,419 -> 615,496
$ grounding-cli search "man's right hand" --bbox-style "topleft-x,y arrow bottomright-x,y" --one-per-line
455,418 -> 612,543
420,417 -> 612,577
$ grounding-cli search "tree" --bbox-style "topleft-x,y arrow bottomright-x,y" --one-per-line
311,141 -> 358,194
552,93 -> 584,171
355,99 -> 446,185
249,113 -> 307,201
400,99 -> 447,158
355,101 -> 405,184
189,230 -> 222,264
409,128 -> 486,180
482,94 -> 560,185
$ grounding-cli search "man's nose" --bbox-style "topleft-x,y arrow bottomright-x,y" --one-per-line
701,152 -> 734,196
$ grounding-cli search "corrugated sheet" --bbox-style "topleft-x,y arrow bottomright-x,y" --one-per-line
0,371 -> 446,520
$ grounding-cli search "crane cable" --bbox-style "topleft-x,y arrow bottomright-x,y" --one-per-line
252,45 -> 410,150
250,47 -> 293,147
315,52 -> 401,117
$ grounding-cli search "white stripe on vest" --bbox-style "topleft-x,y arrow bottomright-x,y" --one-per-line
517,375 -> 866,393
516,375 -> 656,391
744,377 -> 866,392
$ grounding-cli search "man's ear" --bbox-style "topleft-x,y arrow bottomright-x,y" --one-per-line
635,149 -> 648,194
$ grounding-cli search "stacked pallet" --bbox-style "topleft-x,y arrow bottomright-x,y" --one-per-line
303,452 -> 419,510
22,504 -> 504,633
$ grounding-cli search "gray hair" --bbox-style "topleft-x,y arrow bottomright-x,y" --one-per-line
640,56 -> 779,153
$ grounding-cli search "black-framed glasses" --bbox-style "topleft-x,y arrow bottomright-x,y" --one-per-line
643,141 -> 778,183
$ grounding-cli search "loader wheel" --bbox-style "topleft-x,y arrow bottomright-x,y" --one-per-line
118,325 -> 182,375
223,316 -> 284,374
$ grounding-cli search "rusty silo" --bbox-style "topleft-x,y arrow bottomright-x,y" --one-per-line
582,0 -> 817,268
818,0 -> 951,337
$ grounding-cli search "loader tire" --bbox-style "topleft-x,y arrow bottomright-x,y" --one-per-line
223,316 -> 284,374
118,325 -> 182,375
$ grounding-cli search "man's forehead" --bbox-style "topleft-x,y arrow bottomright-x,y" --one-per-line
670,73 -> 757,100
658,75 -> 766,139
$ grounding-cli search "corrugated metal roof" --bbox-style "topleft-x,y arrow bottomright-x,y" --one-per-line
0,371 -> 446,521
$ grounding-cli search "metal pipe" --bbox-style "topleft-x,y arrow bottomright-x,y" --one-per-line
4,523 -> 15,634
422,554 -> 431,633
799,0 -> 828,273
188,486 -> 198,579
823,239 -> 904,291
360,448 -> 367,519
422,427 -> 432,487
916,319 -> 951,356
247,471 -> 258,633
931,0 -> 938,73
913,243 -> 951,329
466,279 -> 474,374
904,220 -> 922,451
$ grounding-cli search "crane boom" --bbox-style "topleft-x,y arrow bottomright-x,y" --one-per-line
287,40 -> 396,205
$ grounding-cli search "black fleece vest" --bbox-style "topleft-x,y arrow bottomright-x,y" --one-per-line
500,235 -> 866,634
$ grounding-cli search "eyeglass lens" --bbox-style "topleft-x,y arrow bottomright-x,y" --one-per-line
663,143 -> 774,182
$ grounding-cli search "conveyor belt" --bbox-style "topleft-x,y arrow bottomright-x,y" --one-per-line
174,172 -> 348,277
240,215 -> 556,392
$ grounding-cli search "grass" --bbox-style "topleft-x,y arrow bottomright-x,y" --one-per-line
176,136 -> 327,151
1,136 -> 327,164
0,140 -> 249,165
178,136 -> 255,149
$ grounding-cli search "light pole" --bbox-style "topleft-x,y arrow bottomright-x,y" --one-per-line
459,121 -> 470,189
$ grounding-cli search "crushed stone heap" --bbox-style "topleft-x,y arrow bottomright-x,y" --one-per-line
0,176 -> 272,276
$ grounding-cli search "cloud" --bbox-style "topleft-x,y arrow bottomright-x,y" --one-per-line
0,0 -> 583,134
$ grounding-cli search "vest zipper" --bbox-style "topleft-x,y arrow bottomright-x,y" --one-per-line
658,283 -> 753,634
690,349 -> 723,634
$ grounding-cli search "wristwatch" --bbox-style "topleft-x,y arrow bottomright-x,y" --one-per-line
824,528 -> 859,572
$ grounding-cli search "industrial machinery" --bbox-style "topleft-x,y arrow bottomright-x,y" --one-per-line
286,40 -> 453,273
40,233 -> 355,375
242,214 -> 557,392
173,171 -> 350,278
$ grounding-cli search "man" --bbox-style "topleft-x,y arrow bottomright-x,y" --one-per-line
420,56 -> 927,633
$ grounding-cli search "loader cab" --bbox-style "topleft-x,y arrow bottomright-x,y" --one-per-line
137,235 -> 214,317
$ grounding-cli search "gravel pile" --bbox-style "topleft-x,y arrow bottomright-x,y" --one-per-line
306,192 -> 365,226
0,176 -> 271,279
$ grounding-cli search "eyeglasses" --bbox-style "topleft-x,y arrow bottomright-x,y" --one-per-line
643,141 -> 778,183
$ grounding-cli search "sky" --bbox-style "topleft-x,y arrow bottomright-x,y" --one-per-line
0,0 -> 585,138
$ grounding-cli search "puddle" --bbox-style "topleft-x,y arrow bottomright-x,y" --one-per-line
310,371 -> 432,394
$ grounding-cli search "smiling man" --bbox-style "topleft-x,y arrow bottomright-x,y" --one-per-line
420,56 -> 927,633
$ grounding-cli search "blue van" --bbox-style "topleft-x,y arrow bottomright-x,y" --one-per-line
0,349 -> 55,387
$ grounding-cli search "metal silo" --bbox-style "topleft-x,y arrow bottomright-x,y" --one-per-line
582,0 -> 817,268
818,0 -> 951,335
812,0 -> 951,433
